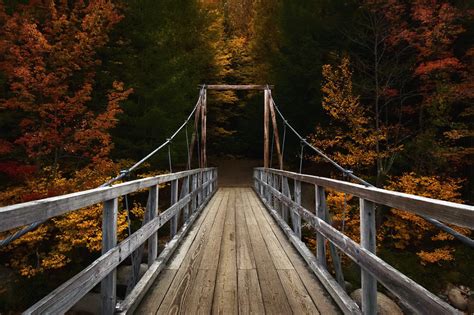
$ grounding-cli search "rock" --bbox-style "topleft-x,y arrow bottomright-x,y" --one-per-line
350,289 -> 403,315
69,292 -> 101,315
344,281 -> 353,293
447,286 -> 468,311
117,263 -> 148,286
467,294 -> 474,314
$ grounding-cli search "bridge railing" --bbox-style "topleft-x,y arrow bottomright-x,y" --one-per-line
254,167 -> 473,315
0,167 -> 217,314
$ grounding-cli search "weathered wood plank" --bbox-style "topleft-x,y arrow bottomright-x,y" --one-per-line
237,269 -> 265,315
293,179 -> 302,239
264,89 -> 270,168
170,179 -> 179,238
256,168 -> 474,229
116,186 -> 217,314
360,199 -> 377,315
148,186 -> 159,266
201,89 -> 207,168
133,269 -> 177,314
101,198 -> 118,315
204,84 -> 274,90
315,186 -> 327,268
242,191 -> 292,314
256,178 -> 460,314
268,94 -> 283,169
23,179 -> 215,314
251,189 -> 340,314
236,189 -> 257,270
277,269 -> 320,315
213,189 -> 238,314
0,168 -> 216,233
253,184 -> 359,314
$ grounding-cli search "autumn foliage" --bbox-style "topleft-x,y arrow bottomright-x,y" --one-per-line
0,1 -> 132,276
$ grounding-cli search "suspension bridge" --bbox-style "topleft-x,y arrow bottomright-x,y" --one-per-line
0,85 -> 473,315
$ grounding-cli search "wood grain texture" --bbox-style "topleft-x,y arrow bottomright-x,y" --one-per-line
236,189 -> 256,270
237,269 -> 265,315
101,198 -> 118,315
0,168 -> 216,233
204,84 -> 274,90
360,198 -> 377,315
257,168 -> 474,229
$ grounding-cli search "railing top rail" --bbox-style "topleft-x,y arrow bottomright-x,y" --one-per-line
256,168 -> 474,229
0,167 -> 216,233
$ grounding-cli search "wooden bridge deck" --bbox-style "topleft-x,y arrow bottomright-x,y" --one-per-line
136,187 -> 340,314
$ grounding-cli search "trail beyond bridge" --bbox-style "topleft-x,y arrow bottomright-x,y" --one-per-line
0,85 -> 473,315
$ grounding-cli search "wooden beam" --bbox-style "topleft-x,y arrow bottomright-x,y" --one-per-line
148,186 -> 159,266
268,93 -> 283,169
201,89 -> 207,168
101,198 -> 118,315
360,199 -> 377,315
264,89 -> 270,168
255,177 -> 459,314
315,186 -> 327,268
256,168 -> 474,229
0,168 -> 216,233
23,178 -> 216,314
188,97 -> 201,169
170,179 -> 178,238
203,84 -> 274,90
293,179 -> 302,239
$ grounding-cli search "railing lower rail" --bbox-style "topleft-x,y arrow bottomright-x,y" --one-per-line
253,167 -> 471,315
0,168 -> 217,314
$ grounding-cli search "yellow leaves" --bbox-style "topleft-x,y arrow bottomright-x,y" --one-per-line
417,247 -> 455,265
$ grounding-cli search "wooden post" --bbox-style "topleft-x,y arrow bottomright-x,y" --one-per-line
264,88 -> 270,168
323,202 -> 345,288
147,186 -> 159,266
201,88 -> 207,168
360,199 -> 377,315
315,186 -> 327,268
181,176 -> 190,221
192,174 -> 197,212
170,180 -> 178,237
293,179 -> 302,239
268,92 -> 283,169
189,96 -> 202,169
281,176 -> 290,223
101,198 -> 118,315
198,171 -> 202,206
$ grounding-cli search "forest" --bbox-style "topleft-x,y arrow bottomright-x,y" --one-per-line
0,0 -> 473,312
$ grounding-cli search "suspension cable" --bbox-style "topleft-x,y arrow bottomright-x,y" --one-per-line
270,96 -> 474,248
0,87 -> 206,247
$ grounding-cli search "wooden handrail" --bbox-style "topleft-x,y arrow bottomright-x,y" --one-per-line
255,168 -> 474,229
0,168 -> 216,233
254,168 -> 463,314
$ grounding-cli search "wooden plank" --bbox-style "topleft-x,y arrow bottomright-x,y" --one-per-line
315,186 -> 327,268
134,269 -> 177,314
268,95 -> 283,169
264,89 -> 270,168
237,269 -> 265,315
277,269 -> 320,314
213,189 -> 238,314
204,84 -> 274,90
148,186 -> 159,266
182,176 -> 190,221
242,191 -> 292,314
257,179 -> 460,314
23,181 -> 215,315
281,176 -> 291,223
360,199 -> 377,315
157,190 -> 228,314
236,189 -> 256,270
293,179 -> 302,239
0,168 -> 216,233
101,198 -> 118,315
252,184 -> 360,314
247,189 -> 293,270
256,168 -> 474,229
188,94 -> 202,168
116,187 -> 217,314
250,189 -> 340,314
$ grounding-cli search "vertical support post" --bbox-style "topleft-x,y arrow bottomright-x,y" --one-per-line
315,186 -> 327,268
192,174 -> 197,212
281,176 -> 290,223
198,171 -> 202,206
170,179 -> 178,237
268,92 -> 283,169
293,179 -> 302,239
264,88 -> 270,168
182,176 -> 190,221
259,170 -> 263,196
101,198 -> 118,315
360,199 -> 377,315
148,186 -> 159,266
201,88 -> 207,168
189,94 -> 202,168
